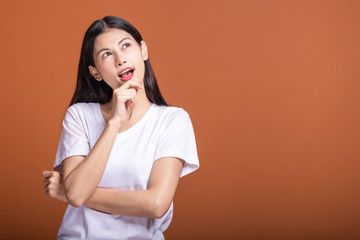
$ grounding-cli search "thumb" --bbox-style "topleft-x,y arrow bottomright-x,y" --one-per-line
42,170 -> 53,178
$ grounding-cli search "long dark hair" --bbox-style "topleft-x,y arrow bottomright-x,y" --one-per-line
69,16 -> 168,106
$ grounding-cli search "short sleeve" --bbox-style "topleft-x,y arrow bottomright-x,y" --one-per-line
54,106 -> 90,172
154,109 -> 199,177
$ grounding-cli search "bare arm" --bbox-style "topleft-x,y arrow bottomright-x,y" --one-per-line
85,157 -> 183,218
61,126 -> 117,207
61,81 -> 142,207
43,157 -> 183,218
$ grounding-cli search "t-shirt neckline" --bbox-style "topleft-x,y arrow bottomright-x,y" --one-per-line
96,103 -> 155,136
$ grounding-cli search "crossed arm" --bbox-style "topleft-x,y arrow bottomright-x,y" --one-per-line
51,123 -> 183,218
43,156 -> 183,218
43,156 -> 183,219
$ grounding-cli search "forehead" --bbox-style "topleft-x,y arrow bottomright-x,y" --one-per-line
93,28 -> 135,49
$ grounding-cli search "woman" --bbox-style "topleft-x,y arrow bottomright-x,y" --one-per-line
42,16 -> 199,239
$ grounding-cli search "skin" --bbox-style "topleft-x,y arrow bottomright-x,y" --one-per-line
42,28 -> 184,218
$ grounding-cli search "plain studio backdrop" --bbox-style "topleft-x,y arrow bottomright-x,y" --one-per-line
0,0 -> 359,239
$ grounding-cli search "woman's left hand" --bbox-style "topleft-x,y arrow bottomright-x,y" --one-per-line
42,170 -> 68,203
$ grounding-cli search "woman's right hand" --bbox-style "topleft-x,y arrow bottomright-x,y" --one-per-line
110,81 -> 143,125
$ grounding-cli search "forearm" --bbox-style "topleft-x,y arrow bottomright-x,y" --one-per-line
82,158 -> 182,218
61,157 -> 181,216
84,188 -> 169,218
64,122 -> 120,207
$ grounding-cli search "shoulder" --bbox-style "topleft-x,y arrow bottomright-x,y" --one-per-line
68,102 -> 98,113
150,105 -> 194,133
64,102 -> 99,123
67,102 -> 98,116
152,104 -> 190,124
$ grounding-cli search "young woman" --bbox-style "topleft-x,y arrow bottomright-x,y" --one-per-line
42,16 -> 199,239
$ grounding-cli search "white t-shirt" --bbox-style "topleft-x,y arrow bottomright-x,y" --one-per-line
54,102 -> 199,240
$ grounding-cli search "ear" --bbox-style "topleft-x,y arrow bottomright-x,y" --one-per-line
88,65 -> 102,81
140,40 -> 148,61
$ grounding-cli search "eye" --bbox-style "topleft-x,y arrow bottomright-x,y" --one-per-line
102,52 -> 112,58
122,43 -> 130,49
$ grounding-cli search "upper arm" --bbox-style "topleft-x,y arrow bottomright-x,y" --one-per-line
54,105 -> 90,171
154,110 -> 199,178
147,157 -> 184,216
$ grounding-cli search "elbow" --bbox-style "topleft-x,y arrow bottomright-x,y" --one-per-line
152,210 -> 167,219
151,198 -> 171,219
63,180 -> 91,208
68,198 -> 84,208
65,189 -> 86,208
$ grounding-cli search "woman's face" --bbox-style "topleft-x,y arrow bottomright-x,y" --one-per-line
89,28 -> 148,90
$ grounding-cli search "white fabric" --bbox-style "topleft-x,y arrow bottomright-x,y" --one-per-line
53,103 -> 199,240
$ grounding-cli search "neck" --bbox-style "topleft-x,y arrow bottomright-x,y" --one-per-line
129,88 -> 152,118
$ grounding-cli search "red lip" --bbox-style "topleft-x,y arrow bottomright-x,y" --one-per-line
118,67 -> 134,81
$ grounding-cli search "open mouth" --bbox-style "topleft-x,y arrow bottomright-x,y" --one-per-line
118,68 -> 134,80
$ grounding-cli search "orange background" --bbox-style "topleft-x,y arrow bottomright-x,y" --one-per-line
1,0 -> 359,239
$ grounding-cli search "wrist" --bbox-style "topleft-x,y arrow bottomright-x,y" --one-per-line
107,118 -> 122,131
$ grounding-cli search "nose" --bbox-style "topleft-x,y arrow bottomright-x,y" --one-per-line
117,55 -> 127,66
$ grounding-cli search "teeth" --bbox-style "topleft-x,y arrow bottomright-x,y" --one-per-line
120,69 -> 132,75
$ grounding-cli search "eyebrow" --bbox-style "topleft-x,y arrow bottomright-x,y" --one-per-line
96,37 -> 131,57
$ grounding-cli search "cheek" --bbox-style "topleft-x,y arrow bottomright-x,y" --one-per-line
137,62 -> 146,78
97,62 -> 113,75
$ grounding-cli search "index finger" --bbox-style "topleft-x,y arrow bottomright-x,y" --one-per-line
120,81 -> 143,90
42,170 -> 53,178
